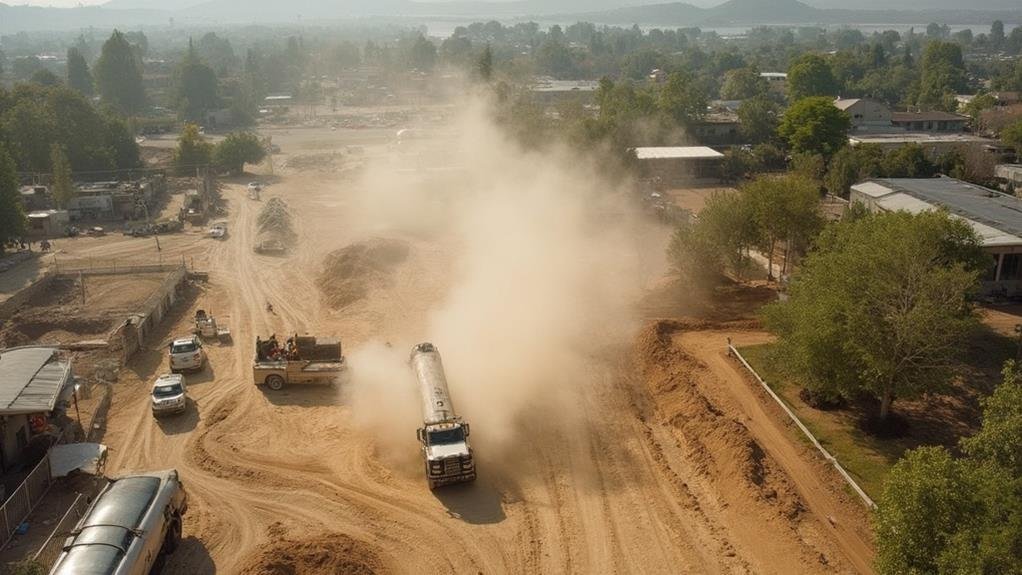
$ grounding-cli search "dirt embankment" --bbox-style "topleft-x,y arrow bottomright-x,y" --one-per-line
236,528 -> 387,575
316,238 -> 410,309
637,320 -> 805,519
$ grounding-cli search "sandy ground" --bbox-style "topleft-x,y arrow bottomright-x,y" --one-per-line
32,144 -> 875,575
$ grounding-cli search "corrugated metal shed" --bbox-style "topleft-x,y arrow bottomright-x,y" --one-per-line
0,347 -> 72,415
634,146 -> 724,160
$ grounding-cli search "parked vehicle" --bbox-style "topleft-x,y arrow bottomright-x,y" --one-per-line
410,342 -> 476,489
168,336 -> 206,373
253,334 -> 345,390
151,374 -> 187,416
208,222 -> 227,239
48,469 -> 188,575
254,239 -> 286,254
193,309 -> 231,341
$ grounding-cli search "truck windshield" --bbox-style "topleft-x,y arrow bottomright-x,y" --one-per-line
171,342 -> 197,354
428,427 -> 465,445
153,384 -> 182,397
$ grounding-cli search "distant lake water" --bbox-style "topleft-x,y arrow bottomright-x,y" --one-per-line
413,18 -> 1018,38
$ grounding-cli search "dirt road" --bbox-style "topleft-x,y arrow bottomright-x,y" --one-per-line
93,167 -> 873,574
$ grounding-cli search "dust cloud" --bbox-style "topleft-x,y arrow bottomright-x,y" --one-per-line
344,96 -> 652,457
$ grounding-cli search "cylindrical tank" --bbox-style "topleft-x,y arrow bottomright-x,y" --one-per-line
410,342 -> 457,424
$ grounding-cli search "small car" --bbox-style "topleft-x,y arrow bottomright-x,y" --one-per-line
151,374 -> 187,416
169,336 -> 206,373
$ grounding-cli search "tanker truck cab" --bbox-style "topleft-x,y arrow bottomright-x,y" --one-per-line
410,342 -> 476,489
417,421 -> 475,489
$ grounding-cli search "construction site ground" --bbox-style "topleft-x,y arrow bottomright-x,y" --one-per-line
2,123 -> 876,574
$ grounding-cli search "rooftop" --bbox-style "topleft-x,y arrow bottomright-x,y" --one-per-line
891,111 -> 968,123
852,178 -> 1022,247
633,146 -> 724,160
849,132 -> 995,145
529,80 -> 600,93
0,347 -> 73,415
834,98 -> 864,111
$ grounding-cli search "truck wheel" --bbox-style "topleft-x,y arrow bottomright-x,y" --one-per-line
163,518 -> 181,554
265,375 -> 285,391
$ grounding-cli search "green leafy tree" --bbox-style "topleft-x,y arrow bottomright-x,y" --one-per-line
875,447 -> 983,575
0,144 -> 25,251
49,144 -> 75,209
744,174 -> 823,279
764,210 -> 987,419
173,40 -> 220,123
778,97 -> 851,158
174,124 -> 212,175
737,95 -> 779,144
917,41 -> 967,111
2,98 -> 58,173
668,190 -> 759,283
720,66 -> 768,100
962,361 -> 1022,475
787,53 -> 838,100
66,47 -> 93,96
991,20 -> 1006,50
213,132 -> 265,175
94,30 -> 146,114
1003,120 -> 1022,162
658,70 -> 707,128
875,362 -> 1022,575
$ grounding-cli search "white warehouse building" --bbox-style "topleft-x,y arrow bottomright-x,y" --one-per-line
850,178 -> 1022,296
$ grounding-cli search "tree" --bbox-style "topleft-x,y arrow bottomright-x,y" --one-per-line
66,47 -> 93,96
778,97 -> 851,158
658,70 -> 707,128
720,66 -> 768,100
174,124 -> 212,175
962,361 -> 1022,475
0,144 -> 25,252
94,30 -> 146,114
917,41 -> 967,111
737,95 -> 779,144
875,447 -> 983,575
763,210 -> 987,420
173,40 -> 220,123
49,144 -> 75,209
743,174 -> 823,279
668,190 -> 758,284
30,69 -> 60,86
787,53 -> 837,100
874,362 -> 1022,575
991,20 -> 1006,50
1003,120 -> 1022,162
477,44 -> 493,82
213,132 -> 265,175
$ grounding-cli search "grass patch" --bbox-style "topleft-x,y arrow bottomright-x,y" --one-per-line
738,343 -> 918,500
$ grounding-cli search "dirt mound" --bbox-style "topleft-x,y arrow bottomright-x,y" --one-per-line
258,198 -> 296,241
237,532 -> 385,575
317,239 -> 410,309
636,320 -> 804,518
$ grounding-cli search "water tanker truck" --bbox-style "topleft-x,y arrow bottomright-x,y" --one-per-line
410,342 -> 476,489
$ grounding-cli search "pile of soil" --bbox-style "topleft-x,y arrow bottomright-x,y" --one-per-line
258,198 -> 295,241
317,239 -> 409,309
237,532 -> 385,575
635,320 -> 804,518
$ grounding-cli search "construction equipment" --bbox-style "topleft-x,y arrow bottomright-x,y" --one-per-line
410,342 -> 476,489
253,334 -> 346,391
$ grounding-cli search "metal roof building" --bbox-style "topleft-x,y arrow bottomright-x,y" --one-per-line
633,146 -> 724,160
850,178 -> 1022,295
0,347 -> 74,415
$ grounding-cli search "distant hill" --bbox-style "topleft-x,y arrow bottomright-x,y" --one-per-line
576,0 -> 1022,26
